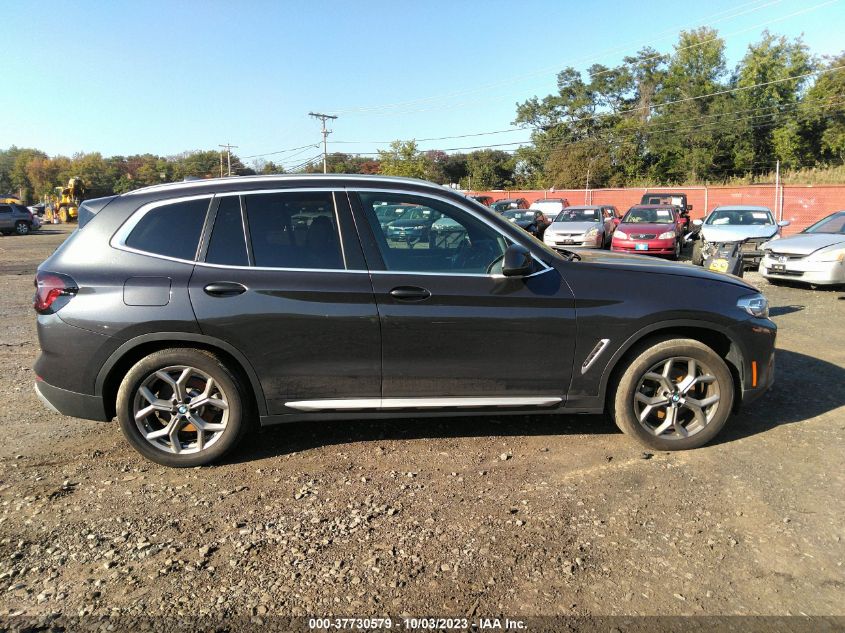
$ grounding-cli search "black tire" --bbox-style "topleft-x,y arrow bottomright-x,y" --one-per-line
669,239 -> 681,260
610,337 -> 734,451
116,348 -> 250,467
692,241 -> 703,266
15,221 -> 30,236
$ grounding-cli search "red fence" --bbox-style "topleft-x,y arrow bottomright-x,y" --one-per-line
468,185 -> 845,235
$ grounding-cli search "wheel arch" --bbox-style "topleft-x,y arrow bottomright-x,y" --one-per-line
96,332 -> 267,420
599,320 -> 745,413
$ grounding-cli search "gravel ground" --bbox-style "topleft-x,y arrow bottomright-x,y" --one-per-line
0,225 -> 842,626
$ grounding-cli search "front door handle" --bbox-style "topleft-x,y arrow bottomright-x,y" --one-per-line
203,281 -> 247,297
389,286 -> 431,301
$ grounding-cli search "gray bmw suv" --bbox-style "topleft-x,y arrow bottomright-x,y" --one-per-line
34,175 -> 776,467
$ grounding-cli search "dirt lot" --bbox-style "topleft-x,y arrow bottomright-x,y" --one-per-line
0,225 -> 842,626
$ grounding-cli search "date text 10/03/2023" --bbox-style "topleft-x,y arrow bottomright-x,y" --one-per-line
308,617 -> 527,630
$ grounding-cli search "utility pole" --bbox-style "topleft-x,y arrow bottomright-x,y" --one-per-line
218,143 -> 238,177
309,112 -> 338,174
774,160 -> 781,222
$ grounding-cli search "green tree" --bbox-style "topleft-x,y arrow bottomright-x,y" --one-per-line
734,31 -> 814,170
377,141 -> 431,179
465,149 -> 515,189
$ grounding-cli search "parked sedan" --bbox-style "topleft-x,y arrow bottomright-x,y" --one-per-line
385,206 -> 441,245
759,210 -> 845,286
690,206 -> 788,268
611,205 -> 682,259
543,206 -> 618,250
529,198 -> 570,224
502,209 -> 549,237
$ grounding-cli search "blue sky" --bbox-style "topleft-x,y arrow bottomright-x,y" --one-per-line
2,0 -> 843,168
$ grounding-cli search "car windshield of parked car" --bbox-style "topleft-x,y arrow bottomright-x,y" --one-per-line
554,208 -> 598,222
803,212 -> 845,234
622,208 -> 674,224
706,209 -> 773,225
503,211 -> 533,221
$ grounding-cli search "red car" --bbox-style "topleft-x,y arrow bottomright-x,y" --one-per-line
611,205 -> 683,259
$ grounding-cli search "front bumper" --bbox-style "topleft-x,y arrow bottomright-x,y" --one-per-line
728,318 -> 777,407
34,379 -> 110,421
759,254 -> 845,285
612,238 -> 675,255
544,235 -> 602,249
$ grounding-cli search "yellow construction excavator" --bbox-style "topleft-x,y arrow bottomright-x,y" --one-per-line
48,177 -> 85,223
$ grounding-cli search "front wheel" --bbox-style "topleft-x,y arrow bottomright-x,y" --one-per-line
611,337 -> 734,451
116,348 -> 249,467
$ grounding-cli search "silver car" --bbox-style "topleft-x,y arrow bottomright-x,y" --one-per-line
542,205 -> 618,249
690,206 -> 788,268
759,210 -> 845,286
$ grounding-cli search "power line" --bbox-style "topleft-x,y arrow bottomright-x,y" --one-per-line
242,143 -> 320,160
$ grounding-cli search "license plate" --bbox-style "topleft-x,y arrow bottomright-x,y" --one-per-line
709,259 -> 729,273
635,243 -> 648,251
561,239 -> 574,245
770,264 -> 786,272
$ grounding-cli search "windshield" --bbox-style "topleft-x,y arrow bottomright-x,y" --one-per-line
503,211 -> 534,221
706,208 -> 773,226
492,201 -> 518,211
803,212 -> 845,234
554,208 -> 599,222
622,208 -> 675,224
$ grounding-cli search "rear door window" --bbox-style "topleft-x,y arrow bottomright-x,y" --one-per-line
243,191 -> 344,269
125,198 -> 210,260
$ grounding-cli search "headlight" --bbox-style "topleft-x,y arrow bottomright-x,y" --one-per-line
615,230 -> 628,240
585,227 -> 599,238
413,225 -> 425,230
810,247 -> 845,262
737,294 -> 769,319
658,230 -> 675,240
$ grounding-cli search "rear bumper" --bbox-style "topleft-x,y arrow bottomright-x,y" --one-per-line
34,379 -> 110,421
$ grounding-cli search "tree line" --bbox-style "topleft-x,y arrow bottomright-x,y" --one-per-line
2,28 -> 843,203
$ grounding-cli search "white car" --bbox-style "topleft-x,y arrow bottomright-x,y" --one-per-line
759,210 -> 845,286
529,198 -> 570,224
543,205 -> 619,249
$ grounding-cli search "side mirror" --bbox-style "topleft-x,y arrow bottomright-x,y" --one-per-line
692,219 -> 703,227
612,217 -> 620,226
688,204 -> 694,211
778,220 -> 790,227
502,243 -> 533,277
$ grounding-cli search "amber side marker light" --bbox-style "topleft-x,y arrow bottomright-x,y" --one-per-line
751,361 -> 758,387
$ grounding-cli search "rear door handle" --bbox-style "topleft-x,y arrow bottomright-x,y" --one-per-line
203,281 -> 247,297
389,286 -> 431,301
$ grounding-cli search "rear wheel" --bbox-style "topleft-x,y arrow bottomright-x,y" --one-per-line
116,348 -> 249,467
58,207 -> 68,223
14,221 -> 30,235
611,337 -> 734,451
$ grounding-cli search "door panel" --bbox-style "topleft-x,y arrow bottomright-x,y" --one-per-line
352,190 -> 577,400
189,190 -> 380,415
370,269 -> 576,397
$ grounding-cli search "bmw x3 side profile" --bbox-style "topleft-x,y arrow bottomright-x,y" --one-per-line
33,175 -> 776,467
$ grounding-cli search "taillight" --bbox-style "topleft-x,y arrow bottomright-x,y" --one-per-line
33,271 -> 78,314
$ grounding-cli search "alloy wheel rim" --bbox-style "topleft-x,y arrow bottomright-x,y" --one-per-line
633,356 -> 721,439
132,365 -> 229,455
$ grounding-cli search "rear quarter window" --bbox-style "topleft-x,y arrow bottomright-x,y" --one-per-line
125,198 -> 210,260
